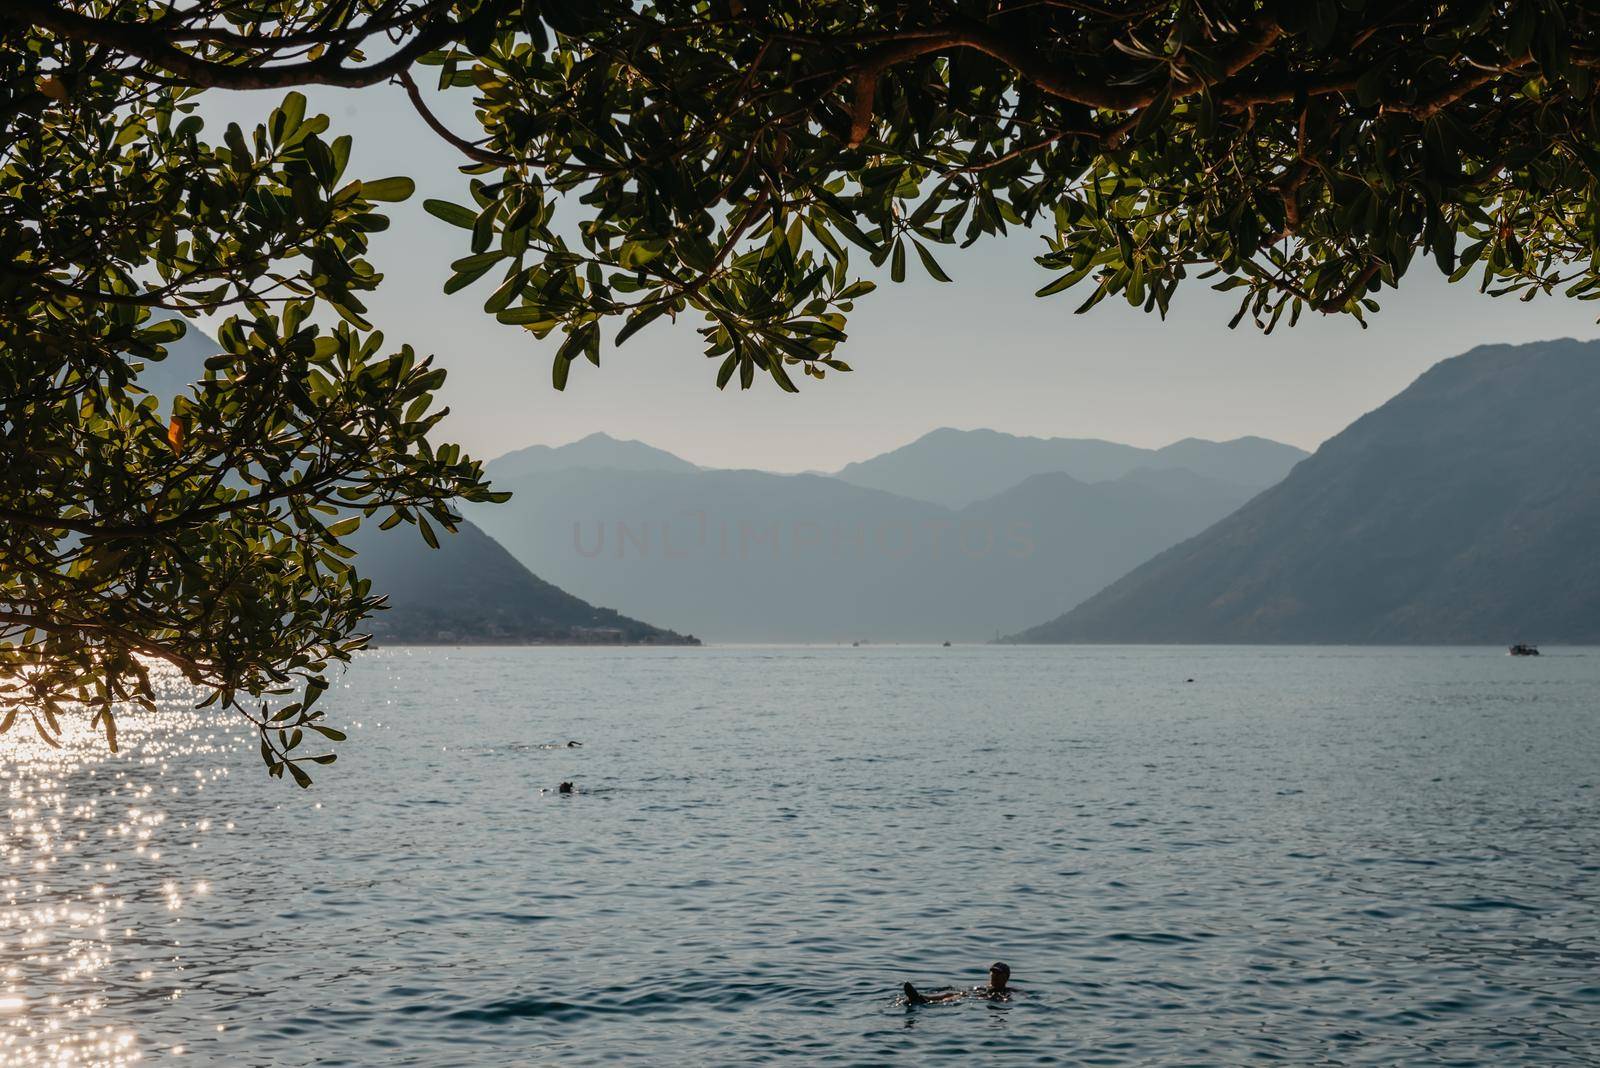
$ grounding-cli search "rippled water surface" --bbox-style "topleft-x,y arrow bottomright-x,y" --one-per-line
4,645 -> 1599,1065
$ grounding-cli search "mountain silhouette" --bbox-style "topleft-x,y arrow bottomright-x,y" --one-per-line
1008,339 -> 1600,644
347,518 -> 697,644
464,456 -> 1261,642
489,432 -> 699,480
833,427 -> 1306,507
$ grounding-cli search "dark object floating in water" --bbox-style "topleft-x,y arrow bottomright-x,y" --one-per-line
1508,643 -> 1541,656
558,781 -> 574,794
904,962 -> 1011,1005
567,740 -> 582,747
1185,678 -> 1195,683
851,641 -> 860,647
943,641 -> 952,647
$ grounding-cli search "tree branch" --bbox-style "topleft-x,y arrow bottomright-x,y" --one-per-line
396,69 -> 518,167
12,0 -> 479,90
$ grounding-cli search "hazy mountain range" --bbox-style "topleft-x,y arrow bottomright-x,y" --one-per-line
465,430 -> 1305,642
1010,339 -> 1600,644
138,325 -> 1597,647
835,427 -> 1309,508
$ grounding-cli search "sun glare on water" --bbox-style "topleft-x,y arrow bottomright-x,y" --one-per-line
1,662 -> 243,1065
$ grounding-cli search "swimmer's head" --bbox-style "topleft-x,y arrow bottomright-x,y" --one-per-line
989,962 -> 1010,991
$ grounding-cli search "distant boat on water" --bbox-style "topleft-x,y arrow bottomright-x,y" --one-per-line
1509,643 -> 1541,656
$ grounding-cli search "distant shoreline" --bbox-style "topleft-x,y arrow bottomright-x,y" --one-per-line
365,641 -> 1594,650
366,638 -> 702,648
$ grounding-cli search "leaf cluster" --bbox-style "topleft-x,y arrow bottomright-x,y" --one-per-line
1,23 -> 503,782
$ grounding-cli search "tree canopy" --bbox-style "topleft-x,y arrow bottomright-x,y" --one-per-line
5,0 -> 1600,779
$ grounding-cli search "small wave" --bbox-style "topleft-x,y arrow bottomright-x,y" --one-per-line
444,983 -> 770,1024
444,995 -> 596,1023
1432,897 -> 1541,912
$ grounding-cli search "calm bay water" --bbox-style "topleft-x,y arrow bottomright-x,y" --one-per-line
3,645 -> 1598,1065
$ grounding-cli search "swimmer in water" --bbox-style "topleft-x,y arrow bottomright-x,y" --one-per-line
903,962 -> 1010,1005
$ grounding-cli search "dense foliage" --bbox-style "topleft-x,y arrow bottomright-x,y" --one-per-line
1,8 -> 505,782
6,0 -> 1600,778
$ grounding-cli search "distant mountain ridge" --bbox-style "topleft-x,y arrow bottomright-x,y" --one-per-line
463,457 -> 1260,643
1009,338 -> 1600,644
489,433 -> 699,480
833,427 -> 1307,507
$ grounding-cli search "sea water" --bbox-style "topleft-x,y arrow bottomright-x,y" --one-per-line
3,645 -> 1597,1065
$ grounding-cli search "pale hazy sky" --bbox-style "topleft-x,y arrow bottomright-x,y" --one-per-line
206,85 -> 1600,473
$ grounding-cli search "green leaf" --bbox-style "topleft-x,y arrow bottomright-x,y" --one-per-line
141,319 -> 187,343
1036,272 -> 1080,298
767,357 -> 798,393
276,91 -> 306,142
912,240 -> 951,282
424,199 -> 478,229
444,261 -> 497,294
715,352 -> 738,389
614,304 -> 667,347
361,176 -> 415,202
484,269 -> 525,313
496,306 -> 557,327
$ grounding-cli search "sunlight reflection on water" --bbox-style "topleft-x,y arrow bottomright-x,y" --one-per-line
3,647 -> 1599,1066
0,663 -> 236,1066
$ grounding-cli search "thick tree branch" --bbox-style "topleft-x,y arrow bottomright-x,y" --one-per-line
11,0 -> 478,90
820,12 -> 1283,144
